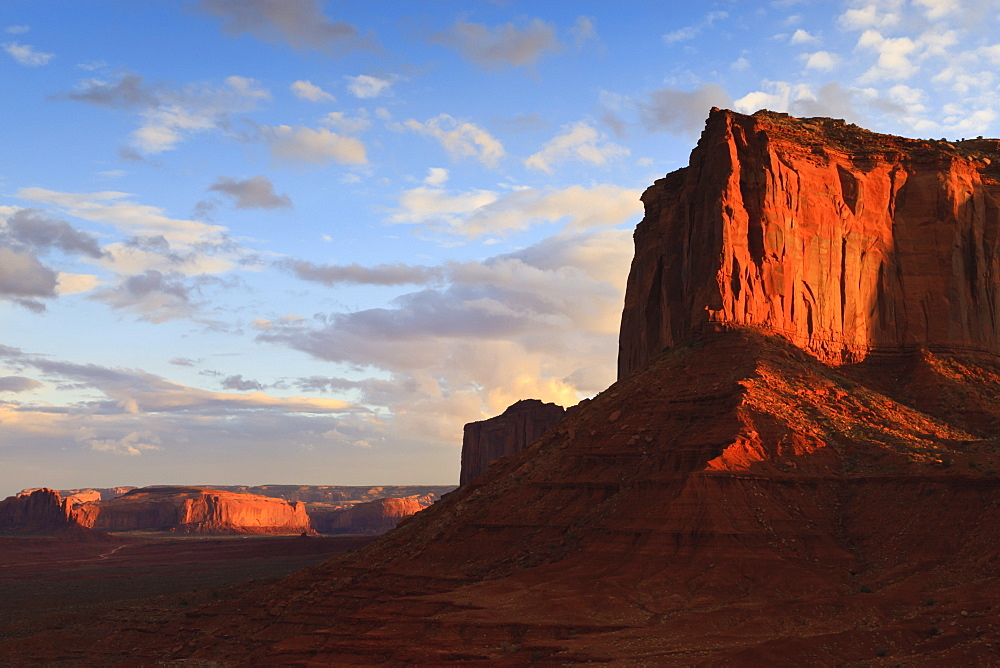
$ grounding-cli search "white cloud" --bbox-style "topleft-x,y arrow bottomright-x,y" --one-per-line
390,182 -> 641,239
2,41 -> 53,66
5,26 -> 29,34
856,30 -> 919,81
424,167 -> 449,186
263,125 -> 368,165
133,104 -> 218,152
839,1 -> 902,30
913,0 -> 961,20
56,272 -> 101,296
321,111 -> 370,134
345,74 -> 393,98
402,114 -> 505,168
803,50 -> 840,71
390,186 -> 498,229
790,29 -> 818,44
84,430 -> 161,456
290,79 -> 334,102
525,121 -> 629,173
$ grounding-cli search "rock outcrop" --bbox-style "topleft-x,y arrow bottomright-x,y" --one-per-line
460,399 -> 566,485
309,497 -> 426,534
74,487 -> 311,535
0,488 -> 75,533
620,108 -> 1000,376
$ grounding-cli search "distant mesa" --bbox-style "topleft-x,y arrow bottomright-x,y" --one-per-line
7,484 -> 455,536
72,487 -> 312,535
460,398 -> 566,485
308,497 -> 427,535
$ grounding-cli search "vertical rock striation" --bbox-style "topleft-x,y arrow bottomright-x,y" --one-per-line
460,399 -> 566,485
0,488 -> 74,533
619,108 -> 1000,376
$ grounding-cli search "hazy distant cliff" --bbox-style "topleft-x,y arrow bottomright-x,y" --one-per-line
460,399 -> 565,485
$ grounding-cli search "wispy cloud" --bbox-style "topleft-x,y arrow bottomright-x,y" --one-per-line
345,74 -> 393,98
400,114 -> 504,168
208,175 -> 292,209
525,121 -> 629,173
2,41 -> 53,66
62,74 -> 270,153
389,182 -> 641,239
261,124 -> 368,165
195,0 -> 373,53
430,18 -> 560,70
290,79 -> 334,102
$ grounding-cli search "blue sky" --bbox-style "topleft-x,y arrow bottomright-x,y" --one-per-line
1,0 -> 997,496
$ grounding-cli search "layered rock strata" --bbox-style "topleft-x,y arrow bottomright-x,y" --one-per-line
73,487 -> 311,535
620,108 -> 1000,376
73,330 -> 1000,665
460,399 -> 566,485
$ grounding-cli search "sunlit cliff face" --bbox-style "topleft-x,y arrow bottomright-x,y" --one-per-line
620,109 -> 1000,376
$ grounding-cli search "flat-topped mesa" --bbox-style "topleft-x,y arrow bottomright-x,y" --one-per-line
73,486 -> 312,534
460,399 -> 566,485
619,107 -> 1000,377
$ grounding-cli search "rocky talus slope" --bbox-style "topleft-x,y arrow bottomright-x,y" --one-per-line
57,329 -> 1000,665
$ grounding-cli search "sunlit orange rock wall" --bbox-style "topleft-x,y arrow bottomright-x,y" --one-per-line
74,487 -> 311,534
619,108 -> 1000,376
460,399 -> 566,485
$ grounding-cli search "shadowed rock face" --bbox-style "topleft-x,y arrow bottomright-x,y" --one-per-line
0,488 -> 74,534
309,497 -> 426,534
460,399 -> 566,485
73,487 -> 312,535
620,108 -> 1000,376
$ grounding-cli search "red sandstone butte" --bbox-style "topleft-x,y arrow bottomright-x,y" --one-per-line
460,398 -> 566,485
620,108 -> 1000,376
73,486 -> 311,534
0,488 -> 75,533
